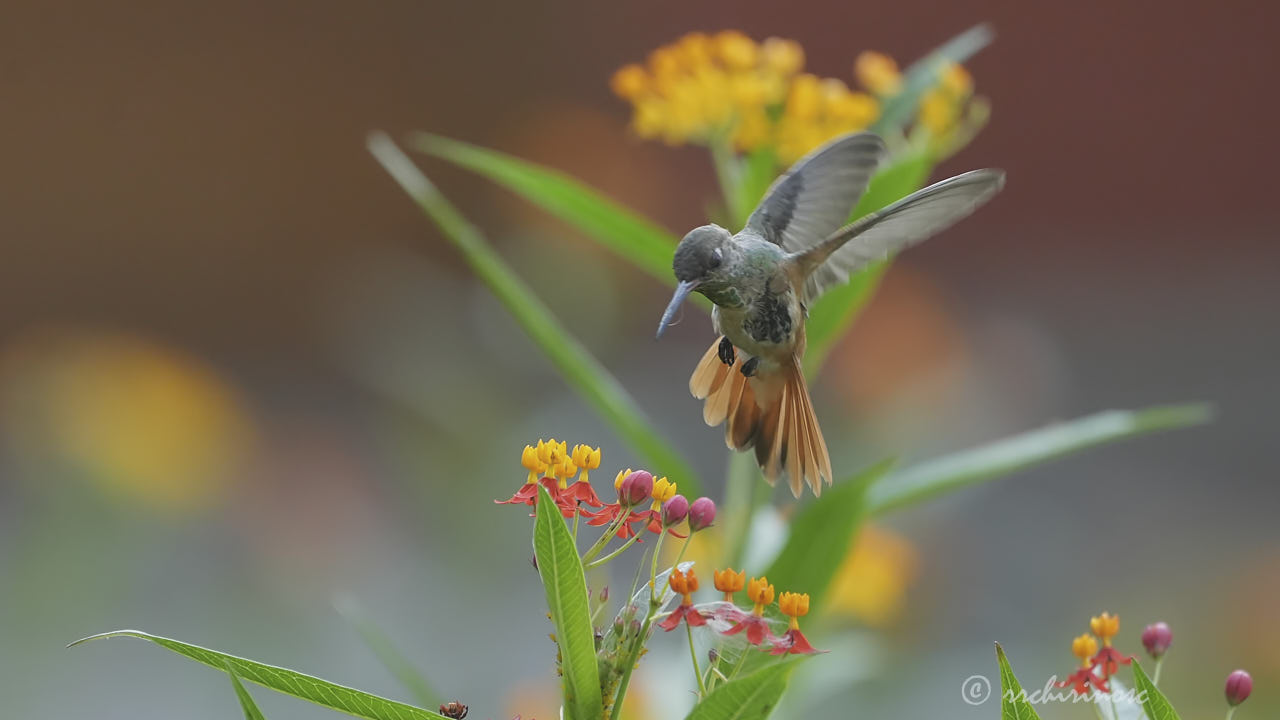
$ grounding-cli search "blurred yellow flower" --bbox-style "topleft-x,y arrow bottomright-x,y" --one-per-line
917,61 -> 974,140
826,524 -> 918,627
1072,633 -> 1100,665
1090,612 -> 1120,645
854,51 -> 902,96
0,329 -> 253,513
614,33 -> 984,168
613,31 -> 844,156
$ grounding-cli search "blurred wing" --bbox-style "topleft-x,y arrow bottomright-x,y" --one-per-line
745,132 -> 886,254
803,168 -> 1006,302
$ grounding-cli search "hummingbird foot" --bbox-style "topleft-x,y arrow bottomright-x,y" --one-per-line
718,337 -> 736,366
740,356 -> 760,378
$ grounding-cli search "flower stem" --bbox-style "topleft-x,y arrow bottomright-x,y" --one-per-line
649,531 -> 668,599
571,509 -> 581,544
582,512 -> 629,563
614,530 -> 669,715
585,533 -> 643,569
686,622 -> 707,696
1225,707 -> 1237,720
709,137 -> 745,225
1152,657 -> 1164,686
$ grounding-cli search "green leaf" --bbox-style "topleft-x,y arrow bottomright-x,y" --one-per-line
533,484 -> 602,720
683,661 -> 795,720
335,597 -> 438,708
804,150 -> 935,376
995,643 -> 1043,720
867,404 -> 1212,516
68,630 -> 449,720
872,24 -> 995,135
410,132 -> 677,287
1131,661 -> 1182,720
369,132 -> 700,495
227,662 -> 268,720
762,459 -> 894,608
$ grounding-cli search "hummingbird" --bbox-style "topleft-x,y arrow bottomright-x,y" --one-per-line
655,131 -> 1005,497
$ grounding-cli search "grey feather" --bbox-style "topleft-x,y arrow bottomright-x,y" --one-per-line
745,132 -> 886,252
800,168 -> 1006,302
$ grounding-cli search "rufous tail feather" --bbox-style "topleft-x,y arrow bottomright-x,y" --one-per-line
689,337 -> 833,496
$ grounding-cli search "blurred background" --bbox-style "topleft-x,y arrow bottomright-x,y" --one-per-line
1,1 -> 1277,718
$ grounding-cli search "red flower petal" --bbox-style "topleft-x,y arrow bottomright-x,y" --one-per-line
658,606 -> 686,632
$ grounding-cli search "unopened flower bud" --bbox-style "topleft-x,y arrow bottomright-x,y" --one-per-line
1225,669 -> 1252,707
628,619 -> 642,637
688,497 -> 716,531
662,495 -> 689,526
617,470 -> 653,506
599,586 -> 609,603
707,648 -> 719,664
1141,622 -> 1172,659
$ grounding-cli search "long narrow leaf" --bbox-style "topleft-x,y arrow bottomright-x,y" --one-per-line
995,643 -> 1043,720
867,404 -> 1211,516
1131,661 -> 1182,720
533,484 -> 602,720
804,150 -> 934,376
68,630 -> 448,720
762,459 -> 894,608
336,597 -> 438,708
411,132 -> 677,286
227,663 -> 268,720
370,132 -> 699,494
872,24 -> 994,135
683,661 -> 795,720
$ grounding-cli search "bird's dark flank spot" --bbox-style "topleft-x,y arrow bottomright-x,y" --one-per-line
718,336 -> 736,365
740,356 -> 760,377
744,292 -> 793,345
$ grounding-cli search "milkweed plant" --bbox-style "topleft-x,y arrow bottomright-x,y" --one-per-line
72,24 -> 1244,720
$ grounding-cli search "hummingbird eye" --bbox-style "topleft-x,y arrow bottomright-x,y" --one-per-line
708,247 -> 723,270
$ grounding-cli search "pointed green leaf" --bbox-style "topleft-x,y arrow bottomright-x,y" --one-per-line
336,597 -> 438,708
683,661 -> 796,720
533,484 -> 602,720
996,643 -> 1043,720
867,404 -> 1211,515
369,132 -> 699,494
804,150 -> 935,376
227,663 -> 268,720
410,132 -> 677,286
762,459 -> 894,607
872,24 -> 994,135
69,630 -> 448,720
1131,661 -> 1182,720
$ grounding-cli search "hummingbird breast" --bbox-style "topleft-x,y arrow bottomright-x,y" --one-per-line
713,289 -> 804,365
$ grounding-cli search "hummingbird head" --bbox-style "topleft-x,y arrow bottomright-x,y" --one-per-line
657,224 -> 733,339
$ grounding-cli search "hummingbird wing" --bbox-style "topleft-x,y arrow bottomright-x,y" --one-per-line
744,132 -> 886,255
797,168 -> 1006,302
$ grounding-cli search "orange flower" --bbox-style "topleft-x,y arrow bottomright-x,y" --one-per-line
713,568 -> 746,601
658,568 -> 708,631
771,591 -> 821,655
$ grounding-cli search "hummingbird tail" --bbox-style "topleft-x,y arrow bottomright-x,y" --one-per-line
690,338 -> 833,497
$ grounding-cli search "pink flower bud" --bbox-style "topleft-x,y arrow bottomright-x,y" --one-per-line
1225,669 -> 1252,707
662,495 -> 689,527
1141,622 -> 1172,659
688,497 -> 716,532
618,471 -> 653,506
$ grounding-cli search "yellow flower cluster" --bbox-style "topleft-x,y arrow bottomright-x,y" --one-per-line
612,33 -> 977,164
520,438 -> 600,487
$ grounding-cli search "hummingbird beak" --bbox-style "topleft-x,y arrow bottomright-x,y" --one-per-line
656,280 -> 699,339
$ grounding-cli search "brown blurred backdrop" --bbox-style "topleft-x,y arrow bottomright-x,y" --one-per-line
2,1 -> 1277,719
